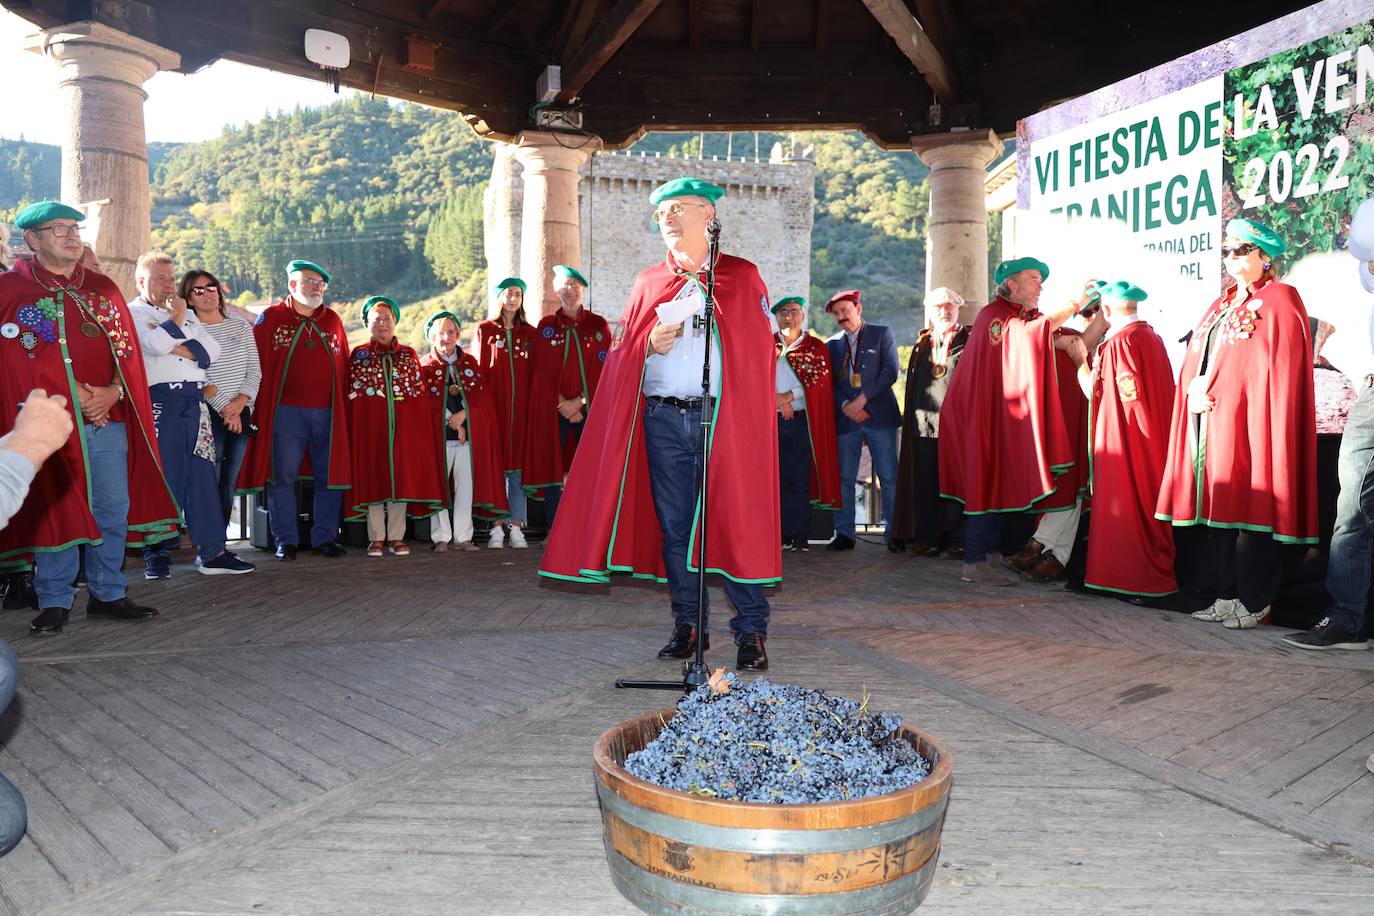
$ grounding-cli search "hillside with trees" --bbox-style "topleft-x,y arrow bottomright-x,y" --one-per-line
1,97 -> 964,344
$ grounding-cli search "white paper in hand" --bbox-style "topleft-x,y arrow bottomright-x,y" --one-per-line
655,283 -> 704,327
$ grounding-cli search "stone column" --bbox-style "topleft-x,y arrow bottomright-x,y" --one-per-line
512,132 -> 598,319
913,130 -> 1003,324
483,143 -> 523,310
27,22 -> 180,297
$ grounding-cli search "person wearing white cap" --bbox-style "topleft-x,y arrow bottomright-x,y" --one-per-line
891,287 -> 969,556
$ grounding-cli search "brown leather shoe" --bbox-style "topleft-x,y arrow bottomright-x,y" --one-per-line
1004,541 -> 1047,572
1023,554 -> 1066,582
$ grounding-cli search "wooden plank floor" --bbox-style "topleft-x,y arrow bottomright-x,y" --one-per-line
0,539 -> 1370,912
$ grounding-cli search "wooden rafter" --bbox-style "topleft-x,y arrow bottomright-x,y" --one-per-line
555,0 -> 665,102
814,0 -> 829,52
860,0 -> 957,100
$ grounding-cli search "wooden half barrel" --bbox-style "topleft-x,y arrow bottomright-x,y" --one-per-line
593,707 -> 953,915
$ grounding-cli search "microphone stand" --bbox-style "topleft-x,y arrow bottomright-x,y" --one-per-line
616,217 -> 722,693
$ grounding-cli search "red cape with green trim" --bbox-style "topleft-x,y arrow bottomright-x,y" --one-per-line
1037,327 -> 1090,512
236,298 -> 352,494
539,253 -> 781,585
473,319 -> 536,473
938,297 -> 1073,514
0,258 -> 179,564
343,340 -> 446,520
1086,321 -> 1177,596
523,308 -> 611,497
779,331 -> 842,510
419,350 -> 510,520
1155,278 -> 1318,543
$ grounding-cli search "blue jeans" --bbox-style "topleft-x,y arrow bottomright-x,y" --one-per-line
267,406 -> 343,549
643,399 -> 769,640
34,422 -> 130,608
143,385 -> 225,565
964,513 -> 1003,565
0,640 -> 26,856
836,425 -> 899,541
211,411 -> 251,530
1325,378 -> 1374,636
504,471 -> 527,525
543,416 -> 583,527
778,412 -> 811,540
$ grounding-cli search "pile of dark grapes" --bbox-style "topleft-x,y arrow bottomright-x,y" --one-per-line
624,676 -> 930,803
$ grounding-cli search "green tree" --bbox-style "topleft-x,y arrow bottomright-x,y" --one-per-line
425,183 -> 487,284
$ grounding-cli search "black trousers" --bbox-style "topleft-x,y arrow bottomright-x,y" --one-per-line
1211,527 -> 1283,614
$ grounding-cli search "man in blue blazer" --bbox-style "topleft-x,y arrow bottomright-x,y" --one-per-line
825,290 -> 901,551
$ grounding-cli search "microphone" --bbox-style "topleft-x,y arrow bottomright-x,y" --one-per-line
706,217 -> 721,240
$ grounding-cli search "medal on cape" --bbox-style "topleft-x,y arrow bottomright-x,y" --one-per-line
931,364 -> 947,379
306,337 -> 317,349
0,323 -> 17,339
849,371 -> 861,387
81,321 -> 100,337
448,384 -> 461,396
19,330 -> 38,351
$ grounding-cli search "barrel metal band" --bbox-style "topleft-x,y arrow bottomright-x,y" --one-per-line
606,846 -> 938,914
596,781 -> 947,853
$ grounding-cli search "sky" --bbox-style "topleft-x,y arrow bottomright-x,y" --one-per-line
0,9 -> 359,145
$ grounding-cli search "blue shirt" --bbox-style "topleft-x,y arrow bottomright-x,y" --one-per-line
643,301 -> 721,398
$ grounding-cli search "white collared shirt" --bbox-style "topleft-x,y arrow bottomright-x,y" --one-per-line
128,295 -> 221,387
1104,313 -> 1141,341
643,292 -> 721,399
776,335 -> 806,410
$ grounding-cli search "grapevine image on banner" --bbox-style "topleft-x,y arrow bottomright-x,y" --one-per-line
1225,19 -> 1374,432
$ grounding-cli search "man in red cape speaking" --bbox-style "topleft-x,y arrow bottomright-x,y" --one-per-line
773,295 -> 841,551
523,264 -> 610,525
1070,281 -> 1177,597
539,177 -> 779,671
0,200 -> 177,635
236,259 -> 352,560
939,256 -> 1094,585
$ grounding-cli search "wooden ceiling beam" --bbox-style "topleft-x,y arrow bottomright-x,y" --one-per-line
750,0 -> 763,52
859,0 -> 957,100
687,0 -> 701,51
555,0 -> 665,102
813,0 -> 829,52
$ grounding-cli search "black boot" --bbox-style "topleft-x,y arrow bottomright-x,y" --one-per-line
657,624 -> 708,659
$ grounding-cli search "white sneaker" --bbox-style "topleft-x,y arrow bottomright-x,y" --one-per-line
509,526 -> 528,549
487,527 -> 505,549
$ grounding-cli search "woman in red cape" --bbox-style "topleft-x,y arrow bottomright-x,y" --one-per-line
473,277 -> 536,547
775,308 -> 841,514
0,257 -> 179,568
419,311 -> 510,524
522,294 -> 611,501
1079,284 -> 1177,597
1156,219 -> 1318,629
342,297 -> 446,552
538,252 -> 781,586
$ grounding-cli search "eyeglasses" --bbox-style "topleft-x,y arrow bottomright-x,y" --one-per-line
776,308 -> 805,317
32,223 -> 83,238
651,202 -> 709,224
1221,243 -> 1260,258
190,285 -> 219,296
299,278 -> 328,289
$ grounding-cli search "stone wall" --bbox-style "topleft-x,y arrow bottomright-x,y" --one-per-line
487,143 -> 815,324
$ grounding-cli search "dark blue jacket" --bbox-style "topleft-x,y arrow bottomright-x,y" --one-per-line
826,323 -> 901,432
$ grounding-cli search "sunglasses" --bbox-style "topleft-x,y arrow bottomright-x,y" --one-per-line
651,202 -> 709,224
1220,243 -> 1260,258
190,285 -> 219,295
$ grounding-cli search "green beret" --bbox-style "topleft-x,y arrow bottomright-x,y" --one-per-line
361,295 -> 400,322
553,264 -> 588,286
493,276 -> 527,297
14,200 -> 84,230
1100,280 -> 1148,302
649,176 -> 726,206
771,295 -> 806,314
425,309 -> 462,336
286,259 -> 330,284
994,256 -> 1050,286
1224,218 -> 1286,258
